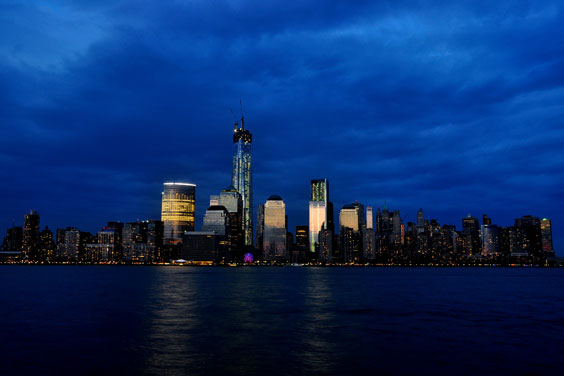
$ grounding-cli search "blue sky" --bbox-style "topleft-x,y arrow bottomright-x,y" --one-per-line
1,1 -> 563,253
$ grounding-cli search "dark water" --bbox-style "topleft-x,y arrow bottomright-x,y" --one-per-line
1,266 -> 564,375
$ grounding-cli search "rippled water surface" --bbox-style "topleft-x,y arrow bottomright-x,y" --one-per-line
1,266 -> 564,375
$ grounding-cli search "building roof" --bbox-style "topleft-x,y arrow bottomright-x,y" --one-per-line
267,195 -> 283,201
207,205 -> 229,212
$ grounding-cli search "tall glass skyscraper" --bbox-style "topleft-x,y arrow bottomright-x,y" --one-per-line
161,182 -> 196,244
232,115 -> 253,247
309,179 -> 330,253
263,195 -> 287,260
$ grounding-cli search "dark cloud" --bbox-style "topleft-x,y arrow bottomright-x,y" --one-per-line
0,0 -> 563,253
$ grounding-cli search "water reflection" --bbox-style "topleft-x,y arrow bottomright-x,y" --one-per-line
144,267 -> 202,374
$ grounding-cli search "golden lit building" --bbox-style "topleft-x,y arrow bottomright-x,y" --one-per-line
161,182 -> 196,244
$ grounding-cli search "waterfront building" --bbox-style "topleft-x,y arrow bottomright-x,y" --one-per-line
232,113 -> 253,247
512,215 -> 542,257
392,210 -> 402,245
202,205 -> 231,259
339,203 -> 365,263
366,206 -> 374,230
364,229 -> 376,260
3,226 -> 23,253
481,224 -> 500,256
22,210 -> 40,260
256,204 -> 265,254
417,208 -> 425,234
61,229 -> 81,260
40,227 -> 55,261
318,229 -> 333,262
295,225 -> 308,251
161,182 -> 196,244
309,179 -> 334,253
147,220 -> 164,261
462,214 -> 481,256
210,186 -> 244,253
181,232 -> 219,264
540,218 -> 554,257
263,195 -> 287,260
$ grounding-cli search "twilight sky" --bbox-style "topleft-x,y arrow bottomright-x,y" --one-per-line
1,1 -> 563,254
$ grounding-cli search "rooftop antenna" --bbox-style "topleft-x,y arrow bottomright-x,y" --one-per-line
240,99 -> 245,130
230,108 -> 238,131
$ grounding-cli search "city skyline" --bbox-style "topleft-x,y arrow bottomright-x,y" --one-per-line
1,1 -> 563,254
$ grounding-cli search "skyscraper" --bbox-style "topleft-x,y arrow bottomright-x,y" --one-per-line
256,204 -> 265,255
366,206 -> 374,230
232,113 -> 253,247
161,182 -> 196,244
417,209 -> 424,234
462,214 -> 481,255
339,203 -> 365,263
540,218 -> 554,257
210,186 -> 244,253
22,210 -> 40,260
263,195 -> 287,260
481,224 -> 500,256
309,179 -> 331,253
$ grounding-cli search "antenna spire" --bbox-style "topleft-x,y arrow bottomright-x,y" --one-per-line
240,99 -> 244,130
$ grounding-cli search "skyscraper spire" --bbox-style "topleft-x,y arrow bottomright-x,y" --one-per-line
232,103 -> 253,247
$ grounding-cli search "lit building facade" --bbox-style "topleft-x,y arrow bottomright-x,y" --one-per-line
309,179 -> 331,253
366,206 -> 374,230
210,186 -> 244,253
540,218 -> 554,257
232,116 -> 253,247
263,195 -> 287,260
22,210 -> 40,260
161,182 -> 196,244
481,224 -> 500,256
339,203 -> 365,263
462,214 -> 481,255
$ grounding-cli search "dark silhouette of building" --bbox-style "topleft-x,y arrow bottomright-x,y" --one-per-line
22,210 -> 40,260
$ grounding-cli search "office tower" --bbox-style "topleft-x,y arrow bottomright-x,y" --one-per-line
232,113 -> 253,247
512,215 -> 542,257
263,195 -> 287,260
181,232 -> 220,263
211,186 -> 244,253
376,207 -> 382,233
462,214 -> 481,255
381,204 -> 391,234
40,227 -> 55,261
63,229 -> 81,260
540,218 -> 554,257
363,229 -> 376,261
295,226 -> 309,252
94,228 -> 119,262
366,206 -> 374,230
256,204 -> 265,254
392,210 -> 402,244
122,221 -> 149,262
483,214 -> 492,226
3,226 -> 23,253
339,203 -> 364,263
22,210 -> 40,260
417,209 -> 425,234
318,229 -> 333,262
161,182 -> 196,244
147,220 -> 164,262
481,224 -> 500,256
309,179 -> 330,253
202,206 -> 231,237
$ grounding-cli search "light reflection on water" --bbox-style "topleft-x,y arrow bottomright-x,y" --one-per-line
2,266 -> 564,375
